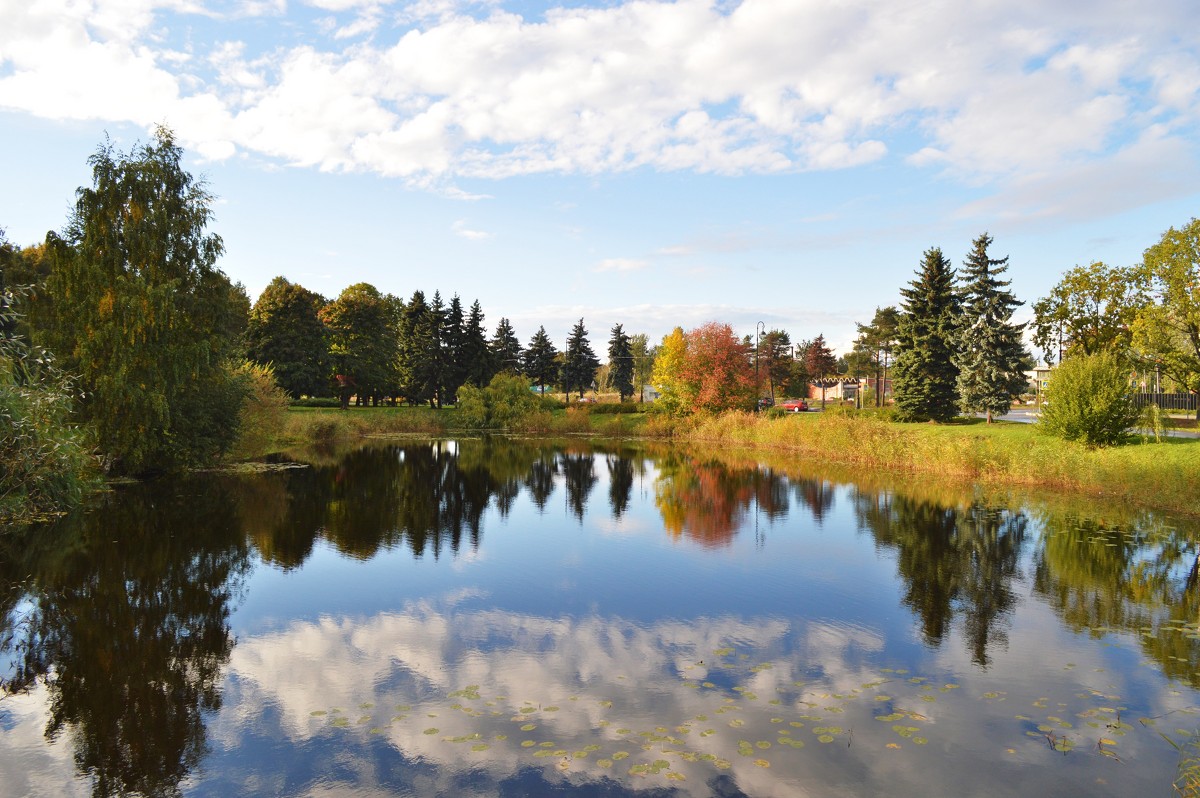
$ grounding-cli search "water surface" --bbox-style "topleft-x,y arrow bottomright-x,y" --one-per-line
1,438 -> 1197,797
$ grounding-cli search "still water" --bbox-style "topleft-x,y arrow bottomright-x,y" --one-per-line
1,438 -> 1197,797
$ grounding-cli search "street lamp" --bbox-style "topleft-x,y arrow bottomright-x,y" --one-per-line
755,321 -> 765,406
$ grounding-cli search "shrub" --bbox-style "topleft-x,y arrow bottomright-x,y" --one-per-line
1038,351 -> 1139,447
229,361 -> 290,459
456,373 -> 547,429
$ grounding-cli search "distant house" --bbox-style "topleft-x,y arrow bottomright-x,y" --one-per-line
807,377 -> 860,402
642,385 -> 662,402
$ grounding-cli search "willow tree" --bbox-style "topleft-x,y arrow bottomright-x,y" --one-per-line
45,128 -> 246,474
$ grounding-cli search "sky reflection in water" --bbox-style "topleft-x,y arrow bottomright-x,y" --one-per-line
1,438 -> 1197,797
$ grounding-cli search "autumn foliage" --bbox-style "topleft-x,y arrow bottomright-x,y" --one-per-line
652,321 -> 757,414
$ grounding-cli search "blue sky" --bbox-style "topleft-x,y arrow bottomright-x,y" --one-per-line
2,0 -> 1198,355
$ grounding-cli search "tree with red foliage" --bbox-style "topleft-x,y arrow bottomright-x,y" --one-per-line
675,321 -> 758,413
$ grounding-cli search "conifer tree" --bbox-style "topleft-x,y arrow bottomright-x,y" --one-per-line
489,317 -> 523,375
524,326 -> 559,393
955,233 -> 1029,422
461,299 -> 492,389
398,290 -> 436,406
427,291 -> 448,407
893,247 -> 960,422
563,318 -> 600,399
441,294 -> 466,401
607,322 -> 634,401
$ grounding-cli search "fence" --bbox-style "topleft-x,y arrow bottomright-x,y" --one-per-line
1133,392 -> 1198,411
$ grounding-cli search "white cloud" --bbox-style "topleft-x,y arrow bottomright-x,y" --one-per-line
0,0 -> 1196,206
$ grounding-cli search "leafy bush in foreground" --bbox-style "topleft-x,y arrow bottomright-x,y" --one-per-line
456,373 -> 548,429
1038,351 -> 1138,447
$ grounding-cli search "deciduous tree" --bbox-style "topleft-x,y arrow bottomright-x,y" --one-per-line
246,276 -> 329,398
319,283 -> 398,406
682,322 -> 757,413
1133,218 -> 1200,416
44,128 -> 246,473
1031,261 -> 1146,365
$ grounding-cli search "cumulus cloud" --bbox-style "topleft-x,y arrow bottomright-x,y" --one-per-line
0,0 -> 1196,200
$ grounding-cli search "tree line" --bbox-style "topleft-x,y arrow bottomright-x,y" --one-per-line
843,222 -> 1200,428
4,126 -> 1197,497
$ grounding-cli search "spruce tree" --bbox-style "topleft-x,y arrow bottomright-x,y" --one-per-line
563,318 -> 600,398
607,323 -> 634,401
489,317 -> 523,375
441,294 -> 466,403
955,233 -> 1028,422
892,247 -> 960,422
461,299 -> 492,388
524,326 -> 559,393
398,290 -> 435,406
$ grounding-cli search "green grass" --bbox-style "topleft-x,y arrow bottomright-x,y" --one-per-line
231,403 -> 1199,516
681,410 -> 1200,516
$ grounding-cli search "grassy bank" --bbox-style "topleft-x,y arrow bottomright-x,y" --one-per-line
682,410 -> 1200,516
236,403 -> 1200,517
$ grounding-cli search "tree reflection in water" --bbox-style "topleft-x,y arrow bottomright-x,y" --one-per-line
0,478 -> 250,798
854,492 -> 1027,668
1032,507 -> 1200,687
3,438 -> 1198,797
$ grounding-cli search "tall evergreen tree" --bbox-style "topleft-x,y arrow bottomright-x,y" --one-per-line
246,276 -> 330,398
955,233 -> 1029,422
489,317 -> 523,375
607,322 -> 634,401
427,291 -> 448,407
893,247 -> 960,422
441,294 -> 466,402
524,325 -> 559,393
563,318 -> 600,399
398,290 -> 436,406
461,299 -> 492,389
44,128 -> 245,474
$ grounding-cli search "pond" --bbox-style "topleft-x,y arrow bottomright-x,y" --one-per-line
1,438 -> 1198,797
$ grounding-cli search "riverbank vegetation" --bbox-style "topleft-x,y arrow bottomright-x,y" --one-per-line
245,399 -> 1199,517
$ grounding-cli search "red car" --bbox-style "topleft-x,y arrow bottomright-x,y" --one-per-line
778,398 -> 809,412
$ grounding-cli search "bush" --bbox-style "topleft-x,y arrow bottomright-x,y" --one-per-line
456,374 -> 547,429
1038,351 -> 1139,447
229,361 -> 290,459
0,370 -> 95,521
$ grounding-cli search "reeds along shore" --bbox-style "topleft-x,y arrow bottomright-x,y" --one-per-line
253,405 -> 1200,517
